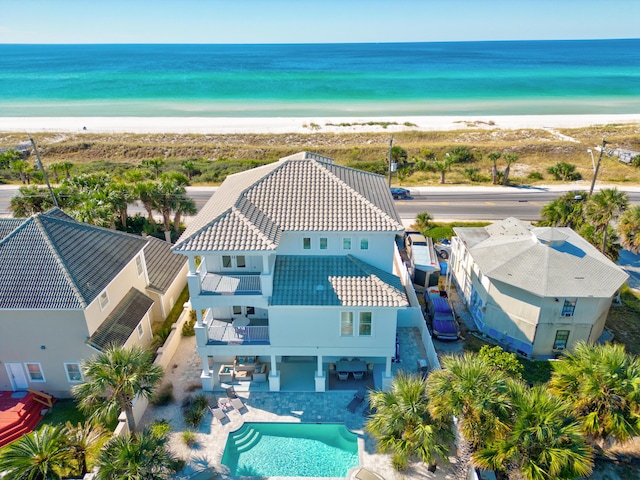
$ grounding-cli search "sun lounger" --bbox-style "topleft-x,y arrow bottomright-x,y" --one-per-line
208,405 -> 229,424
229,396 -> 247,413
347,389 -> 366,413
350,467 -> 385,480
225,386 -> 239,399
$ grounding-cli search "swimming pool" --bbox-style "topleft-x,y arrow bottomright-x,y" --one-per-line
221,422 -> 359,477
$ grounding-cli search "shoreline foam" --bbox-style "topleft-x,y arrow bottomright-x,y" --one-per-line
1,114 -> 639,135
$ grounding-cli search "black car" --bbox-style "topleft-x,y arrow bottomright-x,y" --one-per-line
390,187 -> 410,199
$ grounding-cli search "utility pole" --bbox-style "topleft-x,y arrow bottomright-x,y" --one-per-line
29,136 -> 59,208
387,136 -> 394,187
589,137 -> 608,196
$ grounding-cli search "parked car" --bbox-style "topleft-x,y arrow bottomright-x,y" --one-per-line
431,312 -> 461,341
390,187 -> 410,199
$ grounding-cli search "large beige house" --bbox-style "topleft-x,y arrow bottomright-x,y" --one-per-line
0,209 -> 187,397
448,217 -> 628,358
173,152 -> 409,392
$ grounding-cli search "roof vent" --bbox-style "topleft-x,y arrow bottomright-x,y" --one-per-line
534,228 -> 568,247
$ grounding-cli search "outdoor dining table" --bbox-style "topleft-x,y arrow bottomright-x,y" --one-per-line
232,317 -> 250,337
336,360 -> 367,373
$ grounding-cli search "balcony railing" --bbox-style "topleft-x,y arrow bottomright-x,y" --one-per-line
200,273 -> 262,295
206,324 -> 270,345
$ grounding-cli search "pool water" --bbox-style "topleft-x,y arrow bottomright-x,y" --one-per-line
222,422 -> 359,477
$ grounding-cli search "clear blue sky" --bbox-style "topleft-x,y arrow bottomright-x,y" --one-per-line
2,0 -> 639,44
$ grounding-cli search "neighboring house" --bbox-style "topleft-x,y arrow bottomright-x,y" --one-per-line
448,217 -> 629,358
173,152 -> 409,392
0,209 -> 187,397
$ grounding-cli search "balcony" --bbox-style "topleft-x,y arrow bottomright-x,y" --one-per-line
205,317 -> 270,345
200,273 -> 262,295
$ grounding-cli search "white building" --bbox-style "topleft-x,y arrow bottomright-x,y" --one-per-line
173,152 -> 409,391
448,217 -> 628,358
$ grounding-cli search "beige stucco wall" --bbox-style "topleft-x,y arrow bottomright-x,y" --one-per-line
146,261 -> 188,325
0,309 -> 94,397
85,254 -> 150,336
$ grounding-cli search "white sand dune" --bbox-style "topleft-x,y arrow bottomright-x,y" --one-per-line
1,114 -> 639,135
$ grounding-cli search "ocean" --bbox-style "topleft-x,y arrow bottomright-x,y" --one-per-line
1,40 -> 639,117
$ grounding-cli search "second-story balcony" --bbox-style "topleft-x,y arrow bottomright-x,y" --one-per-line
200,273 -> 262,295
205,316 -> 270,345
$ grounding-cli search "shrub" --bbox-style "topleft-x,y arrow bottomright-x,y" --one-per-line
546,162 -> 582,181
182,314 -> 196,337
184,406 -> 205,428
150,382 -> 174,406
182,430 -> 197,447
149,419 -> 172,438
527,171 -> 544,180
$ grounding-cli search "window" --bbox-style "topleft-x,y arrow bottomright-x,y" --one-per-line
25,363 -> 45,382
561,299 -> 576,317
64,363 -> 83,382
360,238 -> 369,250
233,306 -> 242,316
135,255 -> 144,276
553,330 -> 570,350
320,237 -> 328,250
246,306 -> 255,315
340,312 -> 354,336
222,255 -> 232,268
303,237 -> 311,250
98,290 -> 109,310
236,256 -> 246,268
343,238 -> 352,250
137,322 -> 144,338
359,312 -> 372,336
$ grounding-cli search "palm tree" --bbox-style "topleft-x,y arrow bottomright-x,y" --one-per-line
95,429 -> 179,480
584,188 -> 628,254
415,211 -> 432,231
548,342 -> 640,451
365,371 -> 452,471
143,158 -> 165,180
9,185 -> 54,217
107,181 -> 135,229
488,152 -> 501,185
617,205 -> 640,254
432,158 -> 452,184
0,425 -> 69,480
539,192 -> 586,229
172,194 -> 197,234
0,148 -> 23,169
64,421 -> 107,477
60,161 -> 74,179
181,159 -> 198,180
474,384 -> 593,480
49,162 -> 65,183
502,153 -> 519,186
73,345 -> 164,433
11,159 -> 30,184
135,181 -> 159,224
154,173 -> 190,242
427,352 -> 513,450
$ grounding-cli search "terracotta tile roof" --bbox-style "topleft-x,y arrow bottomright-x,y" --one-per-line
0,209 -> 148,309
87,288 -> 154,351
174,152 -> 403,252
272,255 -> 408,307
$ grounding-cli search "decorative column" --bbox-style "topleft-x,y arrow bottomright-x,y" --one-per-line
315,354 -> 326,392
268,354 -> 280,391
200,353 -> 213,391
382,356 -> 393,390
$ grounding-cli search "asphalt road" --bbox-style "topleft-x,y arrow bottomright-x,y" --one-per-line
2,185 -> 640,221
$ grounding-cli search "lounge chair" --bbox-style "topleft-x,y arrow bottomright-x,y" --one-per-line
208,405 -> 229,424
225,386 -> 239,399
229,396 -> 247,413
347,389 -> 366,413
349,467 -> 385,480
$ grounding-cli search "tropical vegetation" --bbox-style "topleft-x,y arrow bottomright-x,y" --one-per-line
72,344 -> 164,433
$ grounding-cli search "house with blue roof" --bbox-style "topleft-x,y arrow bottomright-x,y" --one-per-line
173,152 -> 410,392
0,209 -> 187,396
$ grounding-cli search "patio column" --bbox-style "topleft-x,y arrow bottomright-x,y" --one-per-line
381,356 -> 393,390
268,355 -> 280,392
315,354 -> 326,392
200,353 -> 213,391
188,256 -> 197,274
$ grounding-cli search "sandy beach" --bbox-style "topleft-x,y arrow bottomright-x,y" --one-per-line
1,114 -> 640,135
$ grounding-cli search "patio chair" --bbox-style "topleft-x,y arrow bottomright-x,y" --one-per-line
347,388 -> 366,413
352,371 -> 365,380
229,396 -> 247,413
225,386 -> 239,399
337,371 -> 349,381
208,404 -> 229,424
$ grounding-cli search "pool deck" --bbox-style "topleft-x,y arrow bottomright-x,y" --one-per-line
140,328 -> 461,480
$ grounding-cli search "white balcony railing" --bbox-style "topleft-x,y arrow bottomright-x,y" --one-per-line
206,324 -> 270,345
200,273 -> 262,295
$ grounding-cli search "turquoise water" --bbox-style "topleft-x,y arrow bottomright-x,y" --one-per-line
1,40 -> 639,116
221,422 -> 359,477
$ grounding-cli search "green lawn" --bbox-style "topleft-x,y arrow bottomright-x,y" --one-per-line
37,398 -> 87,430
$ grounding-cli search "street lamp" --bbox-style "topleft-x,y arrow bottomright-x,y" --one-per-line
589,137 -> 608,196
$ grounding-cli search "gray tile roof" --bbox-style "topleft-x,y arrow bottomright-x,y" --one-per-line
454,217 -> 629,298
271,255 -> 408,307
174,152 -> 403,253
143,237 -> 188,293
0,219 -> 25,241
87,288 -> 154,351
0,209 -> 148,309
